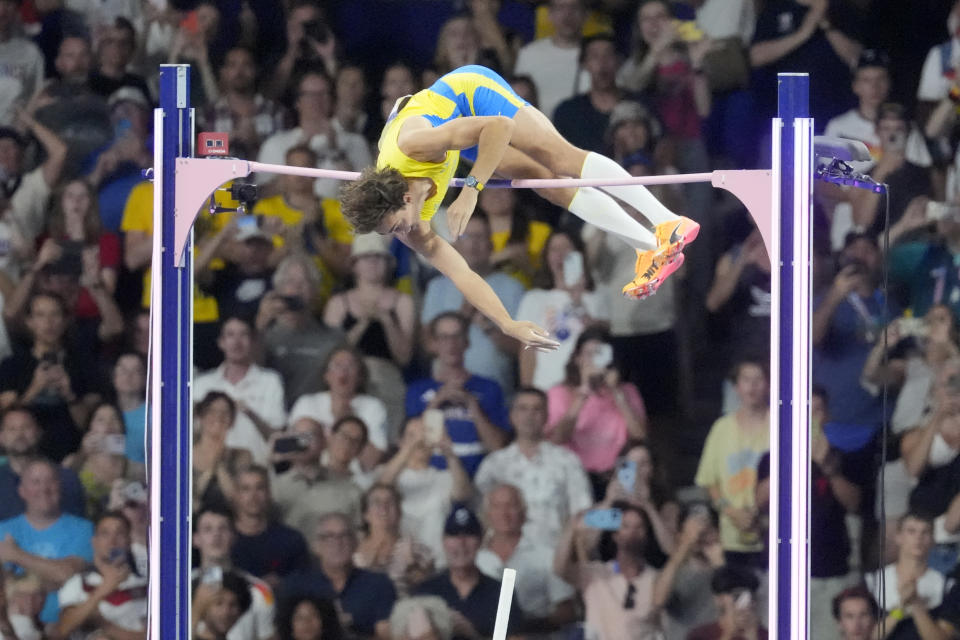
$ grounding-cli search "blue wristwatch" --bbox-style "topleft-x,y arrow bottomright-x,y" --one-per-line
464,175 -> 485,192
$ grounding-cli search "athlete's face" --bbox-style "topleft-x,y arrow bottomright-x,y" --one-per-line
377,194 -> 423,236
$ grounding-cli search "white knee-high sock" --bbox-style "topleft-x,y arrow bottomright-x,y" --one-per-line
581,152 -> 678,225
568,187 -> 656,250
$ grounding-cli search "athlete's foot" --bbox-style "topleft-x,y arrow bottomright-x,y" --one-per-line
654,216 -> 700,261
622,249 -> 684,300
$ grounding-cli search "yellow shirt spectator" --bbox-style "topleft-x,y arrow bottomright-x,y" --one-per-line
120,181 -> 221,322
251,195 -> 354,303
490,220 -> 551,288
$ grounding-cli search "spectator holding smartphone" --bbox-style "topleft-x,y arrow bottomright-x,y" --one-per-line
597,442 -> 679,558
192,392 -> 253,514
546,328 -> 648,490
63,403 -> 139,521
0,293 -> 102,462
686,565 -> 766,640
554,502 -> 663,640
375,417 -> 473,557
257,255 -> 344,408
51,511 -> 147,640
651,504 -> 724,640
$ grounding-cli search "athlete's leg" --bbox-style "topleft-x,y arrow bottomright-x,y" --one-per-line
509,107 -> 699,257
495,147 -> 657,250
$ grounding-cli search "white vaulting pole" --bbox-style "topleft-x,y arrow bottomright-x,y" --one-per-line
492,568 -> 517,640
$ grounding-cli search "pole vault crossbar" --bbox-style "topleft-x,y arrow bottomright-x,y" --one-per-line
171,157 -> 772,266
151,64 -> 813,639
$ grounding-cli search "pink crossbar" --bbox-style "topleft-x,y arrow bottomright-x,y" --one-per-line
172,158 -> 772,264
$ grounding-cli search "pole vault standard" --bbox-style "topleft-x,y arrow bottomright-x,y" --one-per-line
149,64 -> 815,638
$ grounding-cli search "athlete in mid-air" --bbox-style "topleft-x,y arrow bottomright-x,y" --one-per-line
340,65 -> 698,350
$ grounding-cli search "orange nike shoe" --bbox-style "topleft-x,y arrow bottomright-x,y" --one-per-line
621,249 -> 684,300
654,216 -> 700,261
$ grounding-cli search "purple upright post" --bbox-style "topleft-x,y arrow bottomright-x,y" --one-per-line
148,64 -> 193,640
768,73 -> 813,638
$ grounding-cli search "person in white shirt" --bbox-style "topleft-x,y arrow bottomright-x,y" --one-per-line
257,70 -> 371,199
866,512 -> 948,622
193,317 -> 287,465
474,388 -> 592,544
0,0 -> 45,127
476,484 -> 577,637
288,345 -> 388,470
375,416 -> 473,560
514,0 -> 591,118
53,511 -> 147,640
825,50 -> 930,166
516,229 -> 609,391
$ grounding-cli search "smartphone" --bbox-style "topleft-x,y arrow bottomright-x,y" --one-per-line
114,118 -> 132,139
235,215 -> 259,231
274,434 -> 310,454
899,317 -> 928,338
200,566 -> 223,585
592,343 -> 613,369
423,409 -> 445,446
617,459 -> 637,491
124,481 -> 147,504
103,434 -> 127,455
563,251 -> 584,287
735,590 -> 753,610
279,295 -> 306,312
583,508 -> 623,531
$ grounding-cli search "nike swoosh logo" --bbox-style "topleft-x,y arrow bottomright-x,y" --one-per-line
669,222 -> 684,245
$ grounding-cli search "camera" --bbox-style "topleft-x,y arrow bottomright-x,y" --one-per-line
273,434 -> 311,454
302,19 -> 330,45
279,295 -> 306,312
229,182 -> 258,208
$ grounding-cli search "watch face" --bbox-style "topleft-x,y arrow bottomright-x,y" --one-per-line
465,176 -> 478,188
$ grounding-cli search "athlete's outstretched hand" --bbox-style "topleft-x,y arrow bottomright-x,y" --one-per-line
447,189 -> 479,239
501,319 -> 560,351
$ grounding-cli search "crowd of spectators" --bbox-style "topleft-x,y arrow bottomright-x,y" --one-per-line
2,0 -> 960,639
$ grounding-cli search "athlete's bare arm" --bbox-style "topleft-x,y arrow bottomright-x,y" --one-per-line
399,219 -> 558,351
399,115 -> 516,238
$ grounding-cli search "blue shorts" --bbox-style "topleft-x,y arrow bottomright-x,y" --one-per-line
426,65 -> 530,162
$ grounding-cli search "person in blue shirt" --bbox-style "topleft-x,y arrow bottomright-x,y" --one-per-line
278,512 -> 396,639
813,232 -> 896,432
0,458 -> 94,624
405,312 -> 510,477
414,505 -> 521,640
421,212 -> 525,394
0,407 -> 86,520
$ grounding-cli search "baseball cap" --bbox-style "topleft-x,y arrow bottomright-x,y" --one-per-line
856,49 -> 890,71
606,100 -> 662,142
351,232 -> 392,258
108,86 -> 151,110
443,504 -> 483,537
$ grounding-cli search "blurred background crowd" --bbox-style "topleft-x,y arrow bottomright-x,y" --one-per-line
0,0 -> 959,639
